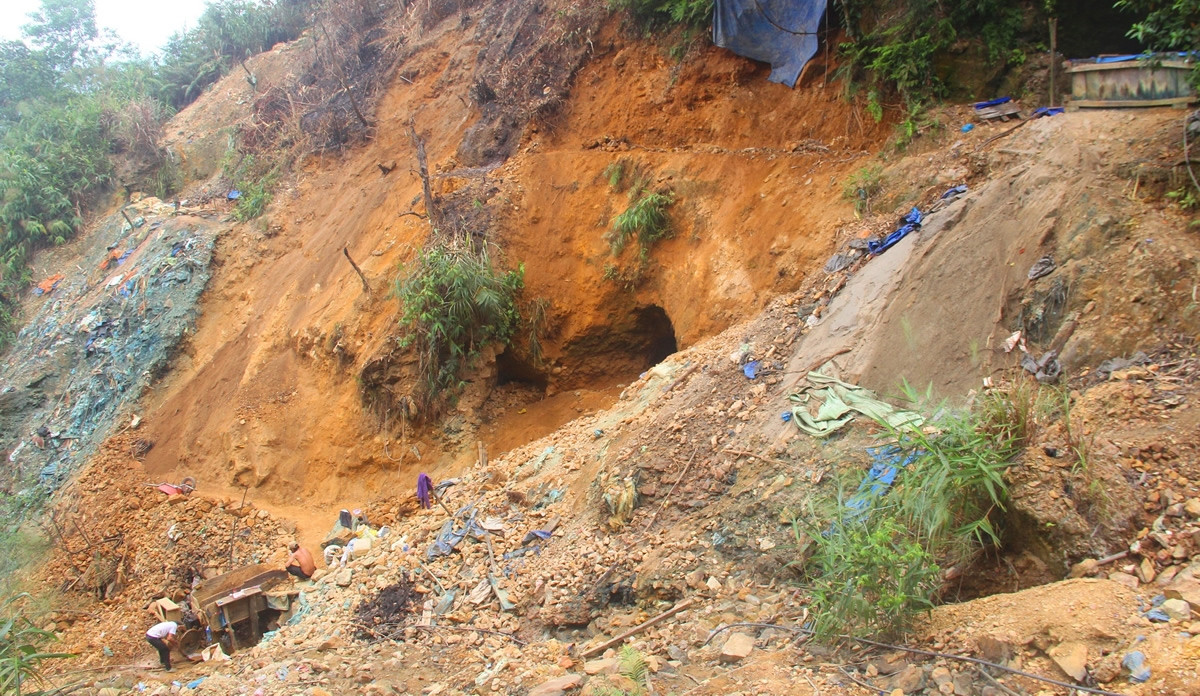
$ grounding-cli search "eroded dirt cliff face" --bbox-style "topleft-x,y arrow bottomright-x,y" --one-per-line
16,4 -> 1200,693
136,9 -> 892,522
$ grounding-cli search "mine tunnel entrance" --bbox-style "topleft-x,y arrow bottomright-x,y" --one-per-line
496,348 -> 549,390
635,304 -> 678,369
480,304 -> 679,457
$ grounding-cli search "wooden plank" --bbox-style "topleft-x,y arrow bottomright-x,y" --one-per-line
975,103 -> 1021,121
1071,72 -> 1087,100
220,606 -> 239,652
1066,60 -> 1193,74
248,595 -> 261,641
1069,97 -> 1196,108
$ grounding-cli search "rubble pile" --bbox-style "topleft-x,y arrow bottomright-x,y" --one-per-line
37,433 -> 293,668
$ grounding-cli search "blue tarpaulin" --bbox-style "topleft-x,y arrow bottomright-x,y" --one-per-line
867,207 -> 923,256
713,0 -> 827,88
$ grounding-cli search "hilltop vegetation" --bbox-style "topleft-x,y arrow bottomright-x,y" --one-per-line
0,0 -> 314,346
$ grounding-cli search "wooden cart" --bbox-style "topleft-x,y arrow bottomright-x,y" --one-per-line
187,564 -> 291,653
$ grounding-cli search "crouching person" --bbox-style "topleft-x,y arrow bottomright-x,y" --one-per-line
285,542 -> 316,580
145,620 -> 178,671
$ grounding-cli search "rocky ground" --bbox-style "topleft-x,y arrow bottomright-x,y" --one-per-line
28,199 -> 1200,695
4,3 -> 1200,696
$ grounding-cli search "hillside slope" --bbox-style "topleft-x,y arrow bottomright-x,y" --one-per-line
3,2 -> 1200,695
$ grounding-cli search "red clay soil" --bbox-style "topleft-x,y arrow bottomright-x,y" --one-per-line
134,14 -> 890,548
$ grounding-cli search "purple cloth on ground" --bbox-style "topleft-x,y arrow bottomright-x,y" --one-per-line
417,472 -> 433,509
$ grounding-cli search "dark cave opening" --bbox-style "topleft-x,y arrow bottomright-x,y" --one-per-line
636,304 -> 678,368
495,349 -> 549,390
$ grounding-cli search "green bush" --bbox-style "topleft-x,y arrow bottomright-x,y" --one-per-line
835,0 -> 1040,112
393,241 -> 524,415
841,164 -> 883,215
802,514 -> 941,639
0,593 -> 72,695
155,0 -> 315,110
587,645 -> 651,696
796,380 -> 1031,639
610,190 -> 674,255
1117,0 -> 1200,88
609,0 -> 713,30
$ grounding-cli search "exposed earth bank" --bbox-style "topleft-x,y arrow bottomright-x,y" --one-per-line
4,3 -> 1200,696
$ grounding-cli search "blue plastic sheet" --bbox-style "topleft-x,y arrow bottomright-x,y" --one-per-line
868,207 -> 922,255
426,512 -> 486,559
1093,51 -> 1194,64
1122,651 -> 1150,683
973,96 -> 1012,109
1032,106 -> 1064,118
743,360 -> 760,379
713,0 -> 827,87
843,445 -> 922,521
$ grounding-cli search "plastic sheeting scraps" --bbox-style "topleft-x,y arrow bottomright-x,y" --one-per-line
1032,106 -> 1064,118
1096,351 -> 1150,378
1122,651 -> 1151,683
286,592 -> 310,626
713,0 -> 827,88
974,96 -> 1012,109
844,445 -> 922,521
426,512 -> 486,559
867,207 -> 923,255
789,372 -> 924,437
33,273 -> 64,296
1027,255 -> 1056,280
1021,350 -> 1062,384
6,214 -> 218,490
941,184 -> 968,199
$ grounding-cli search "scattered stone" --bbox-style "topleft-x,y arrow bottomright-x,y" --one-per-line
335,568 -> 353,587
887,665 -> 927,693
720,633 -> 755,663
976,636 -> 1012,664
706,576 -> 722,591
1108,572 -> 1140,590
1165,562 -> 1200,606
1093,653 -> 1123,683
527,674 -> 582,696
584,658 -> 620,675
1161,598 -> 1192,620
1184,498 -> 1200,519
1069,558 -> 1100,578
1048,641 -> 1088,682
1137,557 -> 1157,584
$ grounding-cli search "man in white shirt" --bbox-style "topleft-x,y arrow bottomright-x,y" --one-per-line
145,620 -> 178,671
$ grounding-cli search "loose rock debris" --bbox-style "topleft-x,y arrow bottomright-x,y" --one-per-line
10,12 -> 1200,696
